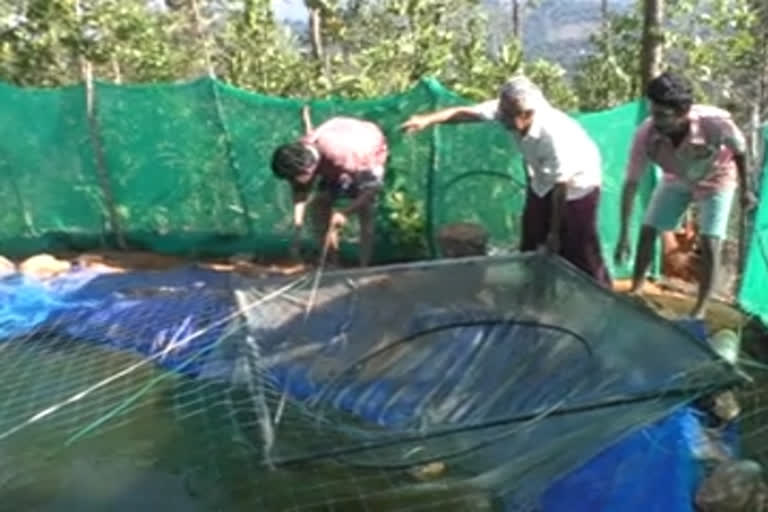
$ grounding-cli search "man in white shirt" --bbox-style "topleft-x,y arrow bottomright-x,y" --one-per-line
400,76 -> 611,287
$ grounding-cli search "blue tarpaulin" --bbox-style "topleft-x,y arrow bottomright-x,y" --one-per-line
0,265 -> 235,378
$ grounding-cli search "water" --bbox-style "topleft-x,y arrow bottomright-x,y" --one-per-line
0,337 -> 492,511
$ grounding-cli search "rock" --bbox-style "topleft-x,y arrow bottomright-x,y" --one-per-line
407,461 -> 446,481
0,255 -> 15,277
437,222 -> 489,258
711,391 -> 741,423
19,253 -> 71,280
696,459 -> 768,512
709,329 -> 741,365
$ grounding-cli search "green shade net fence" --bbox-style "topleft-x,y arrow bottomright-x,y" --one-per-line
0,77 -> 649,269
738,125 -> 768,323
1,75 -> 765,320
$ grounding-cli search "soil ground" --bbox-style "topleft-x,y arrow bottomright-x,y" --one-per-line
3,249 -> 757,329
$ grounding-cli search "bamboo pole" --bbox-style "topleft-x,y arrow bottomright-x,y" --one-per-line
76,0 -> 125,248
82,59 -> 126,249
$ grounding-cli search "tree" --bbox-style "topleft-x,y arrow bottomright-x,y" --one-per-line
640,0 -> 664,90
572,10 -> 643,111
0,0 -> 201,86
0,0 -> 81,86
213,0 -> 308,95
574,0 -> 765,116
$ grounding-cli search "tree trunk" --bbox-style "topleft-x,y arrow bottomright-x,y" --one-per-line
757,2 -> 768,118
309,8 -> 324,61
75,0 -> 124,248
640,0 -> 664,91
81,55 -> 125,249
111,55 -> 122,84
191,0 -> 214,77
511,0 -> 521,39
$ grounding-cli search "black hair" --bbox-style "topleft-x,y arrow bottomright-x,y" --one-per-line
646,71 -> 694,113
271,142 -> 318,181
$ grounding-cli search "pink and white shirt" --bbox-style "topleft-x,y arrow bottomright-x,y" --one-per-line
300,117 -> 388,188
625,105 -> 746,198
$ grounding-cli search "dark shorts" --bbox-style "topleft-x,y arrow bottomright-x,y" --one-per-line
318,169 -> 384,199
521,186 -> 612,287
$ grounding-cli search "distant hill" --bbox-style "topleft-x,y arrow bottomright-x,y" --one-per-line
485,0 -> 635,70
277,0 -> 636,72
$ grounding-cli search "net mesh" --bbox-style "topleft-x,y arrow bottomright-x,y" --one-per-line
0,254 -> 740,511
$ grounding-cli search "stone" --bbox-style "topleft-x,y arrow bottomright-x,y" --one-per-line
0,255 -> 16,277
437,222 -> 490,258
696,459 -> 768,512
407,461 -> 446,481
19,253 -> 71,280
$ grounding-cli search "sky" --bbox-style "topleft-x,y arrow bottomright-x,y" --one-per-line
144,0 -> 308,22
273,0 -> 308,22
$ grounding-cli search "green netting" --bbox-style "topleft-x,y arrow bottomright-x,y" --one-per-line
738,126 -> 768,323
96,80 -> 246,251
0,75 -> 664,277
0,81 -> 105,252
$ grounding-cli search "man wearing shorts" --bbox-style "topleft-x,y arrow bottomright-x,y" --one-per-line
401,75 -> 612,287
615,71 -> 755,318
271,107 -> 388,267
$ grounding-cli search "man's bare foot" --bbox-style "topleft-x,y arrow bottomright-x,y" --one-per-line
690,304 -> 707,320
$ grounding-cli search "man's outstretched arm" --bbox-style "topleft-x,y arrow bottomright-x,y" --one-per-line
615,126 -> 651,263
400,104 -> 492,133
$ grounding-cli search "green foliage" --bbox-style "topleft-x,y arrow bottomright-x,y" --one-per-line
663,0 -> 761,110
573,10 -> 643,111
214,0 -> 309,95
1,0 -> 765,114
573,0 -> 765,117
0,0 -> 80,86
379,188 -> 428,260
523,58 -> 579,111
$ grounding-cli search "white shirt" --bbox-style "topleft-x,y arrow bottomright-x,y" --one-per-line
469,99 -> 602,200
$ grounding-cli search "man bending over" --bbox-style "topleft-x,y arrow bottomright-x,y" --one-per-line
271,107 -> 389,267
615,71 -> 755,318
401,76 -> 611,287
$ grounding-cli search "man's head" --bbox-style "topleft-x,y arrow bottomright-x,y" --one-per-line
271,142 -> 319,187
497,76 -> 546,135
646,71 -> 694,135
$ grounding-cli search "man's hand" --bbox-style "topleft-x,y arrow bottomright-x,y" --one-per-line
330,211 -> 347,231
400,115 -> 430,134
614,235 -> 631,265
741,189 -> 757,212
544,231 -> 561,253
